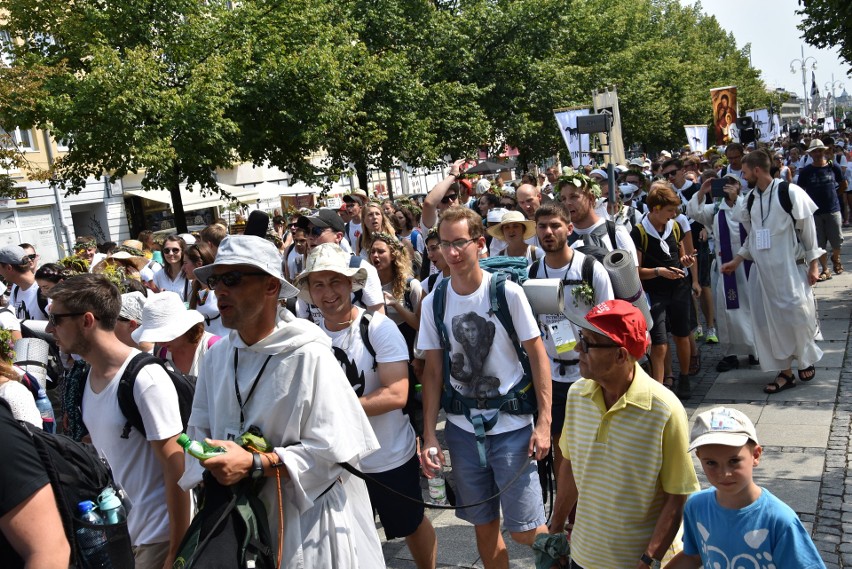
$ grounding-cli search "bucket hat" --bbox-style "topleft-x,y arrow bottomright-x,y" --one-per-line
806,139 -> 827,153
292,243 -> 367,304
193,235 -> 299,299
131,292 -> 203,344
119,291 -> 147,324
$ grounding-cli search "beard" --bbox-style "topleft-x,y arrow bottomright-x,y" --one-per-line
540,235 -> 567,253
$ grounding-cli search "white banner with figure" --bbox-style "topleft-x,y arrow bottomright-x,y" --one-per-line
554,107 -> 590,167
684,125 -> 708,152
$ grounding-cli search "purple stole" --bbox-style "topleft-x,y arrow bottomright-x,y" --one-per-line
717,208 -> 752,310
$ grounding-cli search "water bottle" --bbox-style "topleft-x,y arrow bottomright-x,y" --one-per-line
76,500 -> 111,568
427,448 -> 448,505
413,384 -> 423,403
177,433 -> 227,460
35,388 -> 55,433
97,487 -> 127,525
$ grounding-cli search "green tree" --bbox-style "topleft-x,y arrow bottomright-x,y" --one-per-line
797,0 -> 852,73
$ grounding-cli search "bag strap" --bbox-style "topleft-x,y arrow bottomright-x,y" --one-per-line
117,352 -> 163,439
605,220 -> 617,250
358,313 -> 377,371
581,254 -> 595,289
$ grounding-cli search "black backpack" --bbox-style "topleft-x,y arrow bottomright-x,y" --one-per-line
3,398 -> 134,568
567,219 -> 619,262
87,352 -> 195,439
745,181 -> 794,222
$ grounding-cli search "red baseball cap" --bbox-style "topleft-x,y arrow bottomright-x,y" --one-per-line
565,300 -> 649,359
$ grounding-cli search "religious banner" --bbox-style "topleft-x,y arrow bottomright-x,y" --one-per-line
554,107 -> 590,167
710,86 -> 738,146
824,117 -> 836,133
745,109 -> 771,143
592,87 -> 626,165
684,125 -> 708,153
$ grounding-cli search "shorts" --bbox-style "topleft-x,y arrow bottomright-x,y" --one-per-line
648,280 -> 692,344
133,542 -> 170,569
695,239 -> 711,287
814,212 -> 843,250
551,380 -> 573,440
444,421 -> 546,532
363,453 -> 425,539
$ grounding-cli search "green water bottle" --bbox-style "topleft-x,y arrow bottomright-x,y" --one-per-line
177,433 -> 227,460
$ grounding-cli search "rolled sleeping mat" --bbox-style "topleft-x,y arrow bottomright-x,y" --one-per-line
603,249 -> 654,329
522,279 -> 565,316
14,336 -> 50,391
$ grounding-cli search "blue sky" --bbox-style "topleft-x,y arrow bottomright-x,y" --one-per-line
680,0 -> 852,98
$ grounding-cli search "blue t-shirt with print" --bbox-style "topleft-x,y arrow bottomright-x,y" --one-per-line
797,163 -> 843,214
682,487 -> 825,569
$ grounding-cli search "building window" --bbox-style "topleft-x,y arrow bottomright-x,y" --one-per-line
0,127 -> 37,152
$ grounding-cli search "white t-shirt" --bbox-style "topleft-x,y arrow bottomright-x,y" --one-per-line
570,218 -> 639,266
193,289 -> 229,337
419,272 -> 448,297
82,350 -> 184,546
296,258 -> 384,326
322,309 -> 414,473
286,245 -> 304,281
10,282 -> 47,321
530,251 -> 614,382
417,272 -> 539,434
0,307 -> 21,332
153,269 -> 190,302
845,163 -> 852,193
381,280 -> 422,327
345,221 -> 363,254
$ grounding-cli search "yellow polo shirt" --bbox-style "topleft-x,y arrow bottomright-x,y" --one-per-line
559,363 -> 699,568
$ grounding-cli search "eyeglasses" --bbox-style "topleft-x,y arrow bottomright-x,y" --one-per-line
163,248 -> 182,255
48,312 -> 87,327
577,332 -> 621,354
441,194 -> 459,204
439,238 -> 477,251
662,169 -> 679,178
206,270 -> 270,289
309,226 -> 331,237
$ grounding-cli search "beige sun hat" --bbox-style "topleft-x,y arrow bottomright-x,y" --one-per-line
92,250 -> 150,273
806,138 -> 827,153
486,210 -> 536,240
131,291 -> 203,344
293,243 -> 368,304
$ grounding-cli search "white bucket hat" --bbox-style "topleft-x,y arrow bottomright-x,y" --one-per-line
193,235 -> 298,299
119,291 -> 147,324
292,243 -> 368,304
131,292 -> 203,344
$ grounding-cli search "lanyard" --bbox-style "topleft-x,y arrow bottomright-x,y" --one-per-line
758,180 -> 778,225
542,252 -> 575,281
233,349 -> 274,430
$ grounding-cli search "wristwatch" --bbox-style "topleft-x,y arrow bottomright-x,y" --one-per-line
640,553 -> 661,569
250,452 -> 264,481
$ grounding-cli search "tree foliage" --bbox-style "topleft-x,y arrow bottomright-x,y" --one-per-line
797,0 -> 852,74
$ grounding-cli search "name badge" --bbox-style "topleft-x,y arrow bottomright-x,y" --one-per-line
548,320 -> 577,354
755,228 -> 771,250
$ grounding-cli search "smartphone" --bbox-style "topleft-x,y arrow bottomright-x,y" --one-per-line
710,178 -> 727,198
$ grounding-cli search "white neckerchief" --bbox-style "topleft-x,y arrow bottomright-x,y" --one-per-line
641,215 -> 672,256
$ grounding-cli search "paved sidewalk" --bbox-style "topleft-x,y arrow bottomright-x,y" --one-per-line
382,237 -> 852,568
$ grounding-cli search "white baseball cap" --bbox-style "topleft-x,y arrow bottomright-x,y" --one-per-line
689,407 -> 759,451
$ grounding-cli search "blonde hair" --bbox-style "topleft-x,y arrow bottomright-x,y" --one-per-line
359,203 -> 396,253
370,233 -> 411,301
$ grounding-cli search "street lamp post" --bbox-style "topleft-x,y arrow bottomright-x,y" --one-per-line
825,75 -> 845,122
790,45 -> 817,119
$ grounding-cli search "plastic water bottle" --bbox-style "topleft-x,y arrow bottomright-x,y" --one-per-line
35,388 -> 55,433
413,384 -> 423,403
427,448 -> 448,505
76,500 -> 111,568
97,487 -> 127,525
177,433 -> 227,461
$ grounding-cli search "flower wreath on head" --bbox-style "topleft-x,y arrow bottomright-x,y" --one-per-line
555,167 -> 602,199
0,328 -> 15,363
370,231 -> 404,253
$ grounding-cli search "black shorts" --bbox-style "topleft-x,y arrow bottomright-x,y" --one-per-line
551,380 -> 573,440
648,280 -> 692,344
364,453 -> 424,539
696,239 -> 711,287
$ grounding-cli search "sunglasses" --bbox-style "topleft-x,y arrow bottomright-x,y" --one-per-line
163,247 -> 182,254
577,332 -> 621,354
206,270 -> 270,289
441,194 -> 459,204
309,226 -> 331,237
48,311 -> 87,327
662,169 -> 679,178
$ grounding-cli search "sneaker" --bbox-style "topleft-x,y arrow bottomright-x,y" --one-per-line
676,374 -> 692,400
705,327 -> 718,344
748,354 -> 760,366
693,326 -> 704,341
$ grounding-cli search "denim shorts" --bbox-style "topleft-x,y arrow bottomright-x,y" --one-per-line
444,421 -> 546,531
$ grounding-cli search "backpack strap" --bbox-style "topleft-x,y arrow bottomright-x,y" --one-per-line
116,352 -> 165,439
580,254 -> 595,289
605,220 -> 617,250
527,258 -> 541,279
747,182 -> 794,222
36,288 -> 49,316
426,272 -> 440,293
636,223 -> 648,253
358,313 -> 377,371
403,278 -> 415,312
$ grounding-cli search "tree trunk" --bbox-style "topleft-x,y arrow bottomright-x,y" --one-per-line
168,168 -> 188,234
356,161 -> 370,194
385,169 -> 394,202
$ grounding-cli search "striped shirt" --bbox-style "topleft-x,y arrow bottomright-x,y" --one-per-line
559,364 -> 698,568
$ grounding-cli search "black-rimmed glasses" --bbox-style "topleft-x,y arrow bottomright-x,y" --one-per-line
206,270 -> 270,289
577,332 -> 621,354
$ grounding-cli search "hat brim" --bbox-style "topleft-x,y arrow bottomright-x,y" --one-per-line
93,256 -> 149,272
562,309 -> 612,341
486,220 -> 536,241
293,265 -> 368,304
193,262 -> 299,300
688,432 -> 750,452
305,214 -> 344,233
131,309 -> 204,344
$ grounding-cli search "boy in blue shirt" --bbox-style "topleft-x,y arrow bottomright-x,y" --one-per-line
667,407 -> 825,569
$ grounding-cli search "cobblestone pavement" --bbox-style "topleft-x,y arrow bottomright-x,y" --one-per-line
381,234 -> 852,568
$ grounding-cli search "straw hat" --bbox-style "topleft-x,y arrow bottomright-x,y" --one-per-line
131,292 -> 203,344
292,243 -> 368,304
486,210 -> 536,240
93,251 -> 150,273
806,138 -> 827,153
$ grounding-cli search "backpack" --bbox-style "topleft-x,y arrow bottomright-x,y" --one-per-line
10,284 -> 49,318
2,398 -> 135,568
634,218 -> 683,255
172,471 -> 276,569
568,220 -> 619,263
112,352 -> 195,439
745,181 -> 794,223
432,267 -> 537,467
528,253 -> 596,291
17,369 -> 54,431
